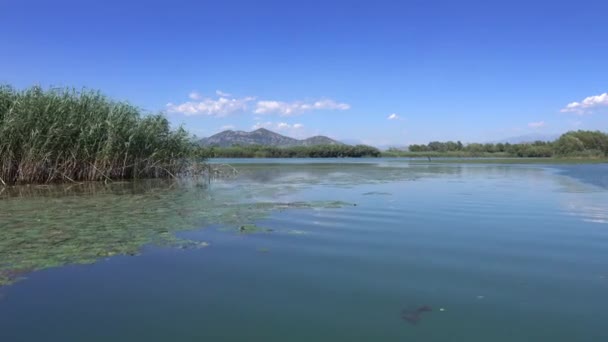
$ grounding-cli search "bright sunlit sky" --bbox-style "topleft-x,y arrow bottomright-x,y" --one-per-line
2,0 -> 607,146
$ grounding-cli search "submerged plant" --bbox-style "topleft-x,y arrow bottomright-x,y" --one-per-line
0,180 -> 351,287
401,305 -> 433,325
238,224 -> 273,234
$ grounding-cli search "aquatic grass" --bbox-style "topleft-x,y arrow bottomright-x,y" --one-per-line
238,224 -> 273,234
0,181 -> 353,287
0,85 -> 195,185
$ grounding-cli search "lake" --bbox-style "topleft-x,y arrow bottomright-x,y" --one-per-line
1,159 -> 607,341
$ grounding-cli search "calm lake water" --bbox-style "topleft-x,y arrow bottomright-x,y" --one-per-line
1,159 -> 607,341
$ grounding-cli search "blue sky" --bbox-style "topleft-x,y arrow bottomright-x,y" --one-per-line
2,0 -> 607,146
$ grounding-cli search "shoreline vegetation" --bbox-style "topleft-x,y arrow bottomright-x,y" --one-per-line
2,85 -> 607,185
199,144 -> 382,158
0,85 -> 205,185
382,131 -> 608,159
200,130 -> 608,162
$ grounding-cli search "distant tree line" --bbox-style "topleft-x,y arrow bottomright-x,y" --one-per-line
198,144 -> 382,158
401,130 -> 608,158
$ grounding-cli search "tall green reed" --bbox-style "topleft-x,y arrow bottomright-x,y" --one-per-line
0,85 -> 195,184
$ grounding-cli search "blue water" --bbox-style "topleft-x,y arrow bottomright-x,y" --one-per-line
1,160 -> 607,341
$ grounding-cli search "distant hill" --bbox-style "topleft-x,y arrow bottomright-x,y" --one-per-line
301,135 -> 341,146
199,128 -> 344,147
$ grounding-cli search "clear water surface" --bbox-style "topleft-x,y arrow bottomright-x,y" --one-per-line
1,159 -> 607,341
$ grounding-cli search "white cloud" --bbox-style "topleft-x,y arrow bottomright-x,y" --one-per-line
254,99 -> 350,116
387,113 -> 400,120
216,90 -> 232,97
220,125 -> 235,130
561,92 -> 608,114
169,92 -> 349,117
188,91 -> 202,100
251,121 -> 274,130
528,121 -> 546,128
252,121 -> 305,131
167,95 -> 255,117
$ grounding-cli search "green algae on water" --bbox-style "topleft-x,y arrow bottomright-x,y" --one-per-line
238,224 -> 273,234
362,191 -> 392,196
0,180 -> 353,287
0,160 -> 450,287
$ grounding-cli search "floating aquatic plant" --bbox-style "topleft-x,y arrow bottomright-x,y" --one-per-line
362,191 -> 392,196
238,224 -> 273,234
0,180 -> 352,287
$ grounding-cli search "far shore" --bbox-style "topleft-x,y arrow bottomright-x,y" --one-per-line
207,156 -> 608,164
403,157 -> 608,164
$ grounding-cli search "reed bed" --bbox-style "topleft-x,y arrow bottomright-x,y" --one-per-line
0,85 -> 195,185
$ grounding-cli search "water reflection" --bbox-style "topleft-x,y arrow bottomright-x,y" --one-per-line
563,198 -> 608,224
1,161 -> 605,288
232,162 -> 549,187
554,164 -> 608,190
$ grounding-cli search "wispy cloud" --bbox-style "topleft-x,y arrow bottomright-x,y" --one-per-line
254,99 -> 350,116
188,91 -> 202,100
216,90 -> 232,97
387,113 -> 400,120
252,121 -> 305,131
251,121 -> 273,130
561,92 -> 608,114
277,122 -> 290,130
528,121 -> 545,128
167,95 -> 255,117
169,92 -> 349,117
220,124 -> 235,130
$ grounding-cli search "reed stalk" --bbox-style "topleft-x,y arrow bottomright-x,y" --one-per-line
0,85 -> 196,185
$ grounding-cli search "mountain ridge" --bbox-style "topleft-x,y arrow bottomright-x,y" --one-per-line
199,128 -> 344,147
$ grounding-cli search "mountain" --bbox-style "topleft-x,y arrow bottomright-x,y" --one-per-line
199,128 -> 344,147
301,136 -> 342,146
